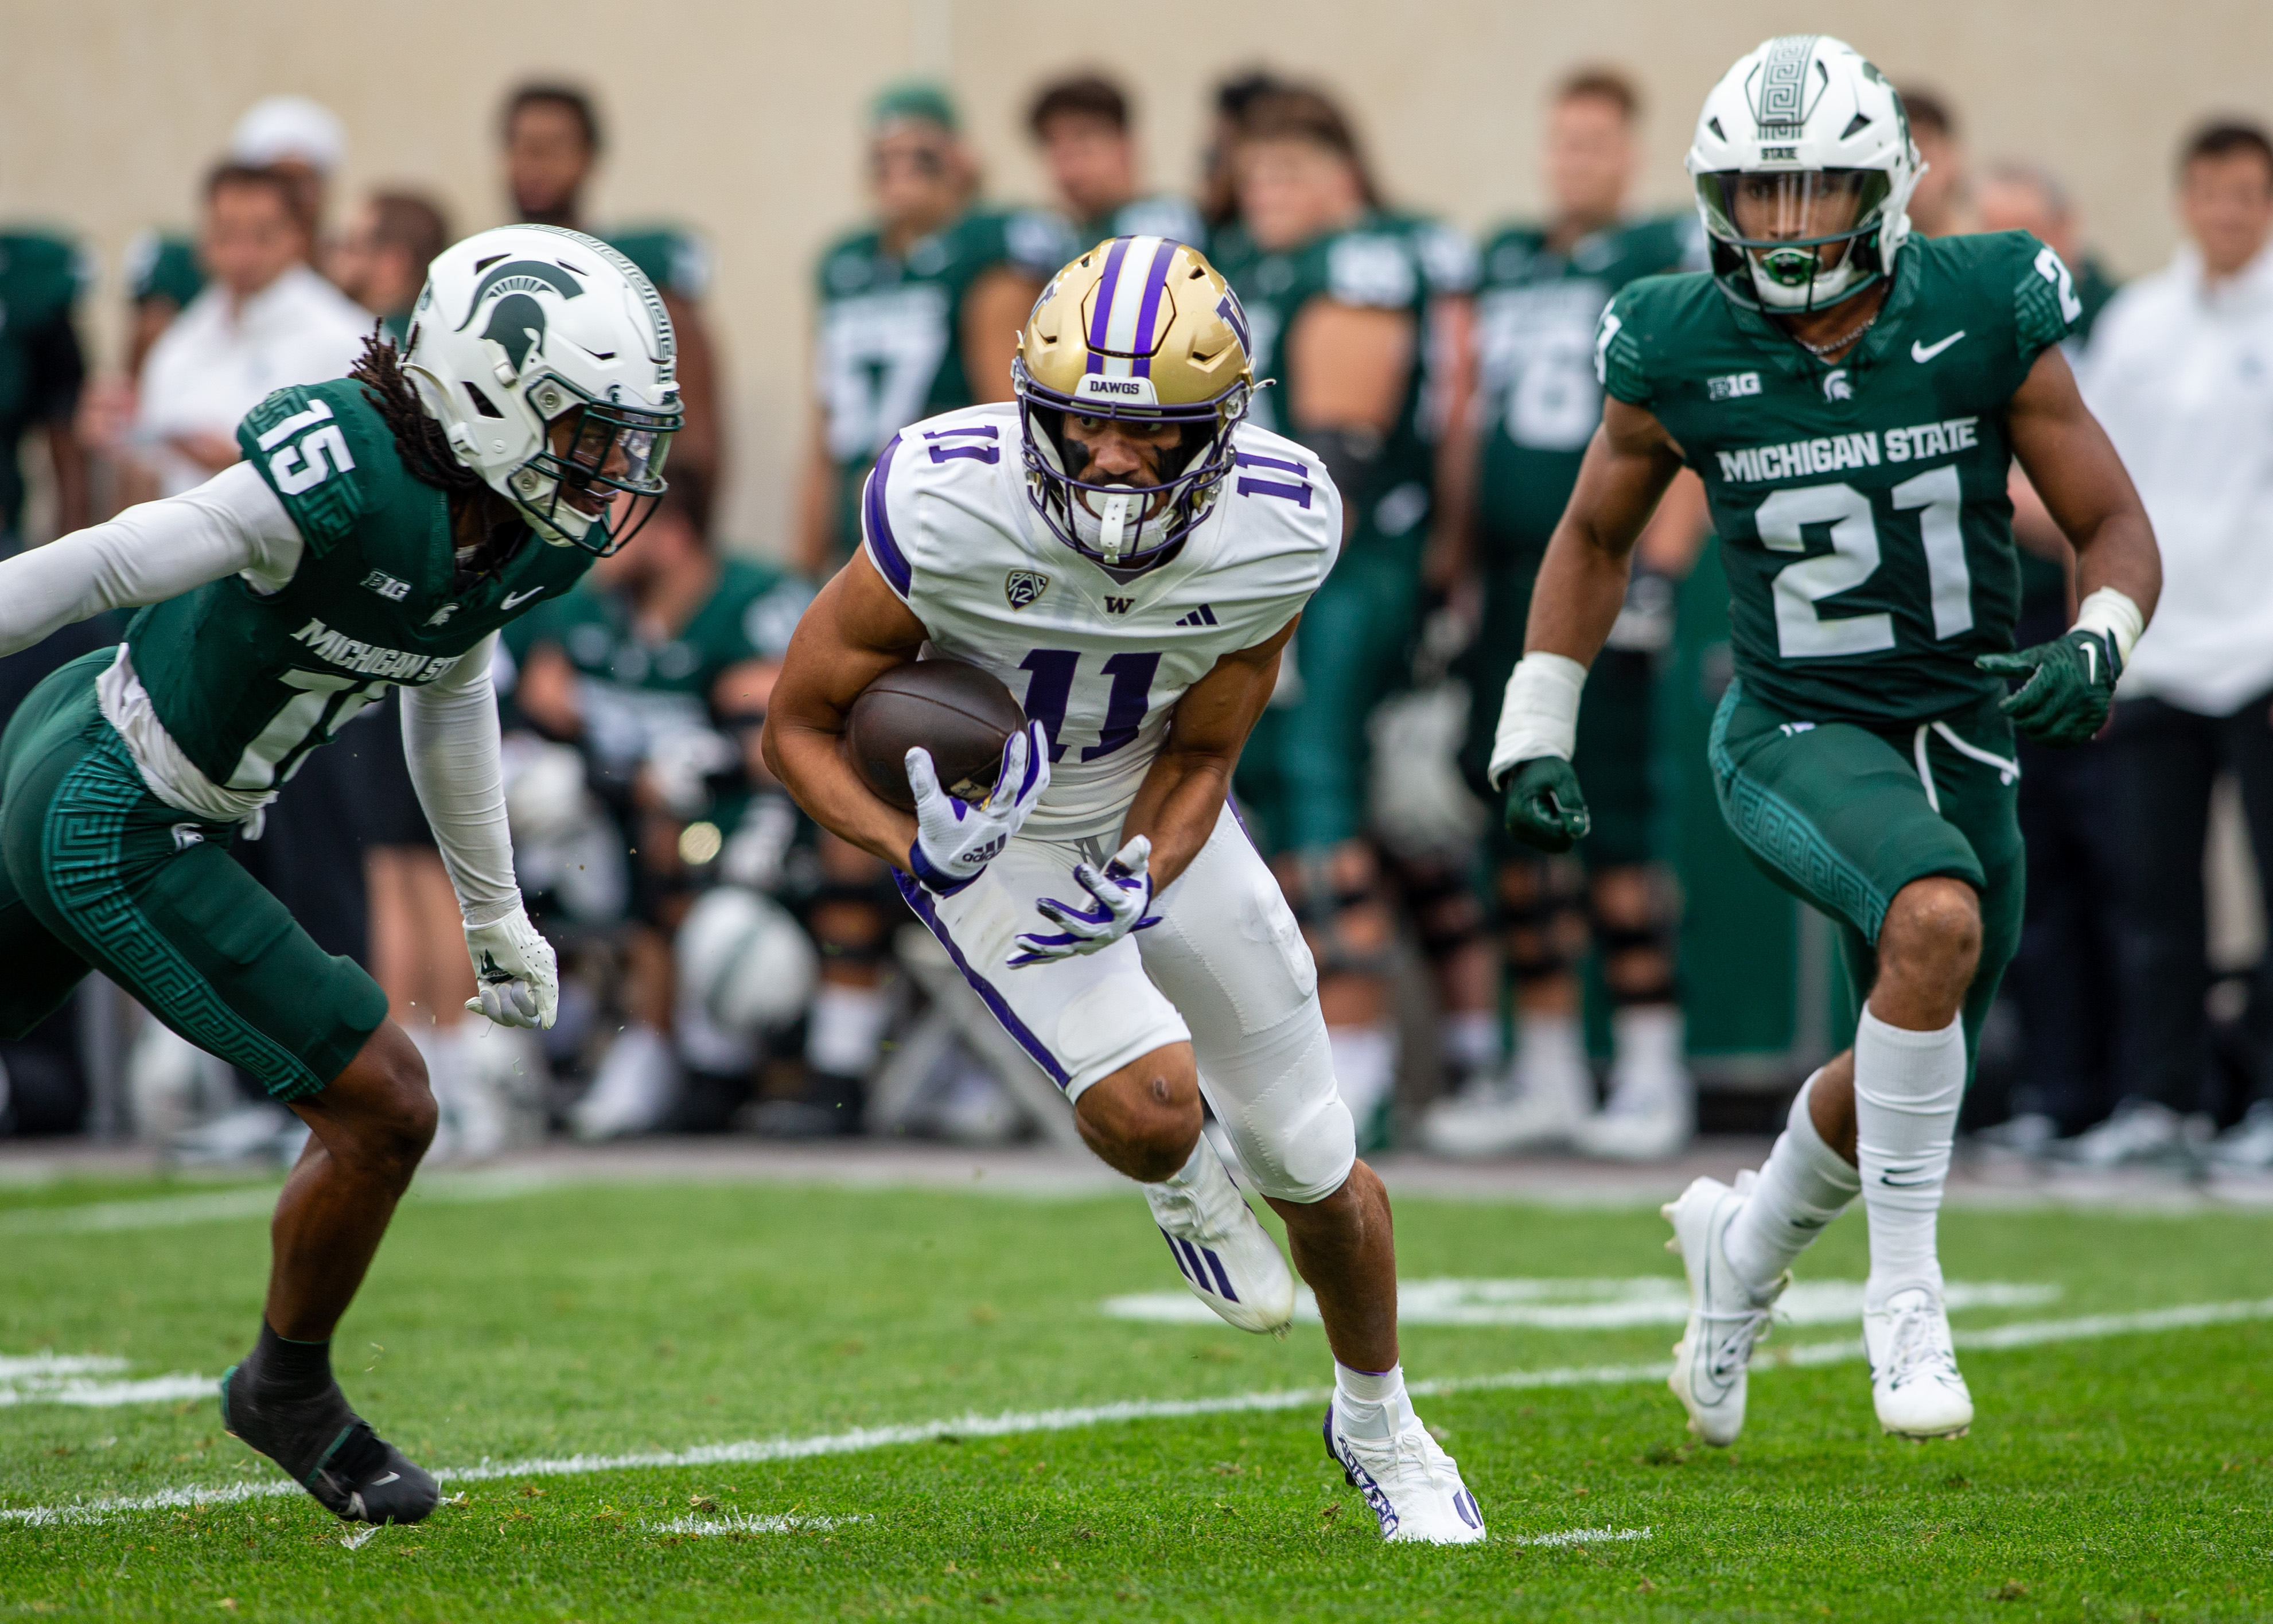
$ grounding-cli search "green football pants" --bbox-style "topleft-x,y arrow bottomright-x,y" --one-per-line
0,652 -> 388,1101
1708,678 -> 2025,1073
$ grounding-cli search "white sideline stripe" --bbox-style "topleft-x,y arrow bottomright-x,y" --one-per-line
0,1375 -> 211,1409
0,1171 -> 561,1236
1516,1525 -> 1652,1548
649,1513 -> 871,1536
10,1296 -> 2273,1528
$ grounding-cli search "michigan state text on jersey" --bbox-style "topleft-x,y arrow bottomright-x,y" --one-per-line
0,225 -> 683,1528
1492,34 -> 2157,1453
764,236 -> 1486,1544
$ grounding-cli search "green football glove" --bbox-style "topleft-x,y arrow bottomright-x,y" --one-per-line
1975,629 -> 2121,746
1503,757 -> 1592,853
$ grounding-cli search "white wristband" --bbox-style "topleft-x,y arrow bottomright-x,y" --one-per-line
1487,653 -> 1588,789
2072,586 -> 2144,668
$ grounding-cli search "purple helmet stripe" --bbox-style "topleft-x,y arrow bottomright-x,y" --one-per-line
1128,238 -> 1178,379
1085,237 -> 1134,372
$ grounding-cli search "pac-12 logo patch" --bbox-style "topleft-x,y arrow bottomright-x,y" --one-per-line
1005,570 -> 1049,610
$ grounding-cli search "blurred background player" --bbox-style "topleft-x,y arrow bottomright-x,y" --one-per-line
0,225 -> 91,555
796,80 -> 1072,575
327,190 -> 450,341
1027,73 -> 1205,250
1198,72 -> 1285,238
1211,87 -> 1450,1146
511,469 -> 819,1139
501,82 -> 724,498
1895,87 -> 1971,239
2075,119 -> 2273,1171
1425,68 -> 1708,1161
1968,158 -> 2126,1155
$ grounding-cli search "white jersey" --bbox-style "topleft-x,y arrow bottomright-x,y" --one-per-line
863,403 -> 1341,837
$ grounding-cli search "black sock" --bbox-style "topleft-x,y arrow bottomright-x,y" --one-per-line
246,1321 -> 333,1403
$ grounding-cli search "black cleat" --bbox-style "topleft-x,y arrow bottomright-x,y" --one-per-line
220,1363 -> 439,1524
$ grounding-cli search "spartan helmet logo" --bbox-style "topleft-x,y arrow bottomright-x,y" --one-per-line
454,258 -> 586,375
1822,368 -> 1854,401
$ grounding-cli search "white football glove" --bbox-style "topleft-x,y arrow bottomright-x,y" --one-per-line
1009,835 -> 1160,966
462,903 -> 559,1030
904,721 -> 1051,896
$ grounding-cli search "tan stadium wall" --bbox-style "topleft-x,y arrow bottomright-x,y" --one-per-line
3,0 -> 2268,558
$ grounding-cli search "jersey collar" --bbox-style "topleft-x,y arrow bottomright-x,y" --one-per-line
1725,239 -> 1924,380
997,422 -> 1225,619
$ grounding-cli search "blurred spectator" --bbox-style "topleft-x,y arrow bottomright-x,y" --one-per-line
1972,161 -> 2124,1154
2076,119 -> 2273,1169
501,82 -> 724,499
510,470 -> 821,1138
134,163 -> 368,496
1897,87 -> 1970,237
1198,71 -> 1283,234
795,81 -> 1071,574
0,227 -> 91,552
1027,72 -> 1204,248
1424,68 -> 1707,1163
328,191 -> 451,340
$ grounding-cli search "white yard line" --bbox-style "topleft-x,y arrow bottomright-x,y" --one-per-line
9,1295 -> 2273,1529
0,1171 -> 561,1238
1515,1526 -> 1652,1548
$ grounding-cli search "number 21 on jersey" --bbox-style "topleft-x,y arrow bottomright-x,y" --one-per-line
1758,468 -> 1968,658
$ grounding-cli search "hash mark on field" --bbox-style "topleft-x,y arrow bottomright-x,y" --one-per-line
650,1513 -> 870,1535
9,1296 -> 2273,1528
1516,1525 -> 1652,1548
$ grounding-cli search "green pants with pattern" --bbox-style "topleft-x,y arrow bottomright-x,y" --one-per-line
1708,679 -> 2025,1074
0,651 -> 387,1101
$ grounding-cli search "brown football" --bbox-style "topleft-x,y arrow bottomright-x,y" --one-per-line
846,659 -> 1028,812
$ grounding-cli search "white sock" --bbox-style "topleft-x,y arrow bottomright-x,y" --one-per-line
1329,1022 -> 1397,1128
805,983 -> 888,1077
1515,1010 -> 1591,1112
1723,1071 -> 1861,1295
1608,1005 -> 1687,1097
1333,1360 -> 1415,1440
1853,1009 -> 1965,1305
1439,1011 -> 1500,1077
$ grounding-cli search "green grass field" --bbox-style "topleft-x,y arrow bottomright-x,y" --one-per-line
3,1167 -> 2270,1621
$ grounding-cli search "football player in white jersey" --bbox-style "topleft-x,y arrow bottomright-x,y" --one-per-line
765,237 -> 1485,1544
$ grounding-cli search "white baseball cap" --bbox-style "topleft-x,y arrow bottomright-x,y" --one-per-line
228,95 -> 347,173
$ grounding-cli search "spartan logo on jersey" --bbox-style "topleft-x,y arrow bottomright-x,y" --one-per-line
1823,368 -> 1854,402
454,259 -> 586,375
1005,570 -> 1049,610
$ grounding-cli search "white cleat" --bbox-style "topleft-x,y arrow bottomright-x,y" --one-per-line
570,1024 -> 680,1142
1663,1174 -> 1784,1447
1418,1064 -> 1586,1158
1574,1083 -> 1695,1161
1864,1286 -> 1974,1439
1323,1401 -> 1486,1544
1142,1134 -> 1295,1335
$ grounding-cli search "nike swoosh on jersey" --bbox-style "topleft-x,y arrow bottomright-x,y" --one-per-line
501,587 -> 546,610
1911,330 -> 1967,363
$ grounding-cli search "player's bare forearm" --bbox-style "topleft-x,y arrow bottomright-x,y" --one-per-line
2008,344 -> 2161,621
761,551 -> 926,868
794,413 -> 838,577
1524,399 -> 1686,664
963,269 -> 1045,403
1422,299 -> 1479,592
1120,617 -> 1298,888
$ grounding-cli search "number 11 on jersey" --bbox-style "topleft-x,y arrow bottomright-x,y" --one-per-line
1018,649 -> 1162,763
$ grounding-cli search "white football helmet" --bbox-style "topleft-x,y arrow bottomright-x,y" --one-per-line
1686,36 -> 1920,312
401,224 -> 682,553
677,886 -> 819,1039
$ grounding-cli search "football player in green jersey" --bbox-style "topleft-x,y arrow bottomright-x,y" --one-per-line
797,81 -> 1075,574
0,225 -> 680,1522
1027,73 -> 1206,251
1424,68 -> 1710,1165
1212,86 -> 1472,1143
514,468 -> 814,1139
0,228 -> 91,549
504,83 -> 723,497
329,192 -> 452,345
1494,38 -> 2159,1444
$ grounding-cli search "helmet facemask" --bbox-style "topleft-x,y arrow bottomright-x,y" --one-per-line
1696,168 -> 1897,312
510,372 -> 680,557
1015,357 -> 1249,572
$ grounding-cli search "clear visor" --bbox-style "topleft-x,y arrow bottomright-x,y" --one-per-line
551,403 -> 675,497
1696,169 -> 1894,282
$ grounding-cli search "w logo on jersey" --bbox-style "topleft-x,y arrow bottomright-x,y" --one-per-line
1104,596 -> 1135,616
1005,570 -> 1049,610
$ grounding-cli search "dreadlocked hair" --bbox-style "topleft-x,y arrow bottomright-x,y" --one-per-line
350,325 -> 486,495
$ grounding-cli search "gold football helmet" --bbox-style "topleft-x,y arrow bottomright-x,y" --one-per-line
1011,235 -> 1255,570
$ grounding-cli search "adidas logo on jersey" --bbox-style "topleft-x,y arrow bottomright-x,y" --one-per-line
1104,596 -> 1135,616
1174,605 -> 1220,628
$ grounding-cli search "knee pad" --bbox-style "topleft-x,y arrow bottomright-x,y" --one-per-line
1198,1016 -> 1356,1205
1285,851 -> 1396,977
1393,854 -> 1487,963
1499,859 -> 1581,985
1596,920 -> 1679,1005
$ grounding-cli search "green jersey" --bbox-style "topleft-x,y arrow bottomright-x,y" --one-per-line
1474,215 -> 1699,567
814,204 -> 1073,550
2017,252 -> 2122,617
1599,230 -> 2083,725
1074,194 -> 1206,254
1210,212 -> 1439,550
0,230 -> 89,539
517,558 -> 806,773
123,377 -> 590,801
606,227 -> 709,304
124,229 -> 204,310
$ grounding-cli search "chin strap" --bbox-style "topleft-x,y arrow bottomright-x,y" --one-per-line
1096,490 -> 1135,563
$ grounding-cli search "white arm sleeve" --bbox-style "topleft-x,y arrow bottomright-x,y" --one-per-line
0,462 -> 303,657
400,633 -> 523,928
